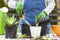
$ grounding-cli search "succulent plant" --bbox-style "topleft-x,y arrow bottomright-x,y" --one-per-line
5,15 -> 19,26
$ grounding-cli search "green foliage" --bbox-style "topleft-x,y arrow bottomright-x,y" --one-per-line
0,0 -> 8,8
35,15 -> 40,26
18,34 -> 29,38
5,15 -> 19,26
16,2 -> 23,17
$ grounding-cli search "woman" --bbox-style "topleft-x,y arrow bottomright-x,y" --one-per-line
8,0 -> 55,36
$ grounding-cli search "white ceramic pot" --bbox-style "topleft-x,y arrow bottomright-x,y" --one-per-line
30,26 -> 41,38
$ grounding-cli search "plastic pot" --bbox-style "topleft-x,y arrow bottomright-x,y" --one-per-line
5,26 -> 17,38
30,26 -> 41,38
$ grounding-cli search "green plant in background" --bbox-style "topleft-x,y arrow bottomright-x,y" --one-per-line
5,15 -> 19,26
0,0 -> 8,8
16,2 -> 23,17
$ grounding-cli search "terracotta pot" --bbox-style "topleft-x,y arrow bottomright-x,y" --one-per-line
51,25 -> 60,36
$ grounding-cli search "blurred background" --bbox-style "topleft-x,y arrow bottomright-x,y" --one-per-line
0,0 -> 60,34
0,0 -> 60,25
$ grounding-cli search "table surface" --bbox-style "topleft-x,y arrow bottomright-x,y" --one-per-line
0,34 -> 60,40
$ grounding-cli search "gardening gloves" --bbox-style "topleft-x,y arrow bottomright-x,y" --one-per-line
16,2 -> 23,17
39,11 -> 47,21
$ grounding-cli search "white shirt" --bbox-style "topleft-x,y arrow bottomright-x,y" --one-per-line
8,0 -> 55,15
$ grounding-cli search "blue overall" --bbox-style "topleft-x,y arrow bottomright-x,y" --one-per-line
24,0 -> 46,25
18,0 -> 51,34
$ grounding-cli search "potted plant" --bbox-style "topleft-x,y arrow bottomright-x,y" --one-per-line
30,15 -> 41,38
4,15 -> 19,38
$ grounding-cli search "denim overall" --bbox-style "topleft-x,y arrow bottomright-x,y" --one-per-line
24,0 -> 46,25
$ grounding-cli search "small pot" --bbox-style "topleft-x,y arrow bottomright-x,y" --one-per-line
30,26 -> 41,37
5,25 -> 17,38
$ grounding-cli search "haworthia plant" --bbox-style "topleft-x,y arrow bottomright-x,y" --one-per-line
5,15 -> 19,26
